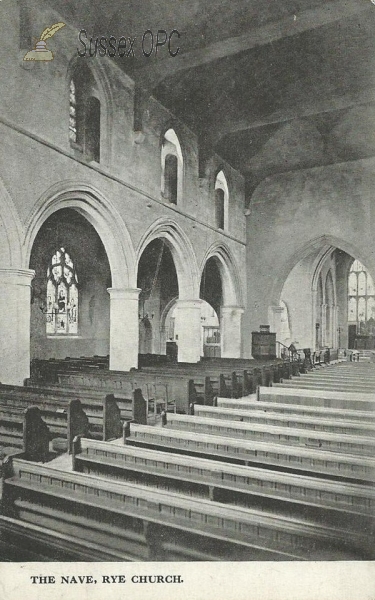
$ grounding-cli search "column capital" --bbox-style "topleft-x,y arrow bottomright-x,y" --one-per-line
0,269 -> 34,286
107,287 -> 141,300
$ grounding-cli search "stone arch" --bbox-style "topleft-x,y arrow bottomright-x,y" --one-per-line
23,181 -> 136,289
200,242 -> 243,307
0,176 -> 23,268
269,234 -> 374,307
136,218 -> 200,300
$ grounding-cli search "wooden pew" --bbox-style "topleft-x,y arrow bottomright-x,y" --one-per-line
0,387 -> 122,443
30,358 -> 292,412
164,413 -> 375,456
217,398 -> 375,423
124,423 -> 375,483
257,386 -> 375,412
2,456 -> 370,560
22,382 -> 133,421
72,437 -> 375,534
0,515 -> 132,561
193,405 -> 375,437
274,379 -> 375,393
0,406 -> 50,460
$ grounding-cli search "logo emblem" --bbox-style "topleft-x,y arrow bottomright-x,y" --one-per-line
23,22 -> 65,62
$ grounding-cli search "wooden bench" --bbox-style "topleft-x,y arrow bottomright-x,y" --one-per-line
29,358 -> 295,412
0,388 -> 123,445
2,456 -> 370,560
274,379 -> 375,393
193,405 -> 375,437
164,413 -> 375,456
217,397 -> 375,423
124,423 -> 375,483
22,383 -> 134,421
257,386 -> 375,411
0,406 -> 50,460
0,515 -> 132,561
72,437 -> 375,534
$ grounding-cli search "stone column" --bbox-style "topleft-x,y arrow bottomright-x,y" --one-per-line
174,300 -> 202,363
107,288 -> 141,372
220,306 -> 244,358
0,269 -> 34,385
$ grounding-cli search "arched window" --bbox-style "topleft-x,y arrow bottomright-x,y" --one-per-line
46,248 -> 78,335
69,79 -> 77,144
347,259 -> 375,335
69,65 -> 101,162
164,154 -> 178,204
85,96 -> 100,162
214,171 -> 229,230
215,189 -> 225,230
161,129 -> 183,204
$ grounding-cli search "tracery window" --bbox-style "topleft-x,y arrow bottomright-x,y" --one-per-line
347,260 -> 375,334
46,248 -> 78,335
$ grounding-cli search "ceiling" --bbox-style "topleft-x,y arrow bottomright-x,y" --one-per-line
55,0 -> 375,199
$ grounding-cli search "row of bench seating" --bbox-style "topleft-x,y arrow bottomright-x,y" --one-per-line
2,455 -> 370,560
72,437 -> 375,534
1,358 -> 371,561
0,384 -> 139,454
29,356 -> 306,413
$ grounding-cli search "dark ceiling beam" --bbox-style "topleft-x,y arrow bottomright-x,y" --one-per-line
135,0 -> 370,88
208,90 -> 375,146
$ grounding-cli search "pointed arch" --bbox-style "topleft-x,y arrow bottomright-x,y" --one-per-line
23,181 -> 136,289
136,218 -> 200,300
269,234 -> 375,307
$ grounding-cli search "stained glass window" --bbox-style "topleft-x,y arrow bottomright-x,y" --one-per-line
69,80 -> 77,143
348,260 -> 375,333
46,248 -> 78,335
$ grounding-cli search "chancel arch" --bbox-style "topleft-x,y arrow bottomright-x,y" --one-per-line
271,237 -> 375,354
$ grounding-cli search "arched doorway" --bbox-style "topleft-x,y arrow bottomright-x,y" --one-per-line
29,209 -> 112,360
